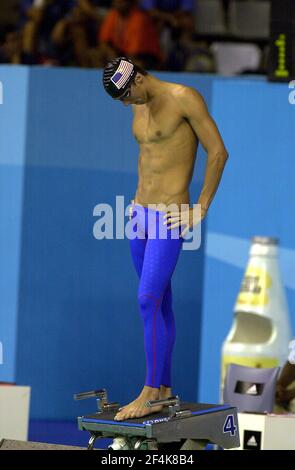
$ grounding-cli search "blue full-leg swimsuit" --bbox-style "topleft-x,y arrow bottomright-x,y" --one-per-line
129,203 -> 184,388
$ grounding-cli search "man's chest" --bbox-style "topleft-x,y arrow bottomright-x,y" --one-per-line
132,104 -> 183,144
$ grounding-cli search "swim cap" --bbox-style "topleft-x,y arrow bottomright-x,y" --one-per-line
103,57 -> 137,99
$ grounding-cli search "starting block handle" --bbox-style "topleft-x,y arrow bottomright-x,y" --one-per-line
74,388 -> 107,401
103,402 -> 120,412
146,395 -> 180,408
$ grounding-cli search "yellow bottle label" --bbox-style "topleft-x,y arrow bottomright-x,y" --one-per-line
221,355 -> 279,385
237,266 -> 272,307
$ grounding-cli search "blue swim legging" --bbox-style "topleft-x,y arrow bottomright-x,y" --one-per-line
129,203 -> 184,389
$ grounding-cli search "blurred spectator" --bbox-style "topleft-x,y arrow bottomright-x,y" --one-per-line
96,0 -> 162,70
22,0 -> 75,64
140,0 -> 214,72
51,0 -> 108,67
0,29 -> 22,64
140,0 -> 194,59
276,361 -> 295,411
140,0 -> 194,29
19,0 -> 34,27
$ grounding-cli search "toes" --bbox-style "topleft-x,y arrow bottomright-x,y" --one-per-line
133,406 -> 146,419
114,402 -> 163,421
114,412 -> 125,421
127,407 -> 138,420
126,410 -> 135,420
114,410 -> 132,421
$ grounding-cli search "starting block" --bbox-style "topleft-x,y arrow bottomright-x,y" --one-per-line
75,389 -> 240,450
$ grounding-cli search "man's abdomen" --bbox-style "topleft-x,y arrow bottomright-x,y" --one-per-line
136,164 -> 193,210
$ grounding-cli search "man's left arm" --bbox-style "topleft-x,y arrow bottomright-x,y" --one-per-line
181,87 -> 229,219
163,87 -> 228,236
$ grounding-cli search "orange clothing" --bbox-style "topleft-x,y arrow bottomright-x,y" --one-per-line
99,8 -> 161,60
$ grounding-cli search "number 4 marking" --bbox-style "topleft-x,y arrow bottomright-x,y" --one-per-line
223,414 -> 237,436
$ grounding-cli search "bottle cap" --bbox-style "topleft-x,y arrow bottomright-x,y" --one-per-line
251,236 -> 279,245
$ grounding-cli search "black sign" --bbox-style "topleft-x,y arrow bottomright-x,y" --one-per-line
244,430 -> 262,450
268,0 -> 295,81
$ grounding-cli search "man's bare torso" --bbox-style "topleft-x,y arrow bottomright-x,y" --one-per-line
132,82 -> 198,211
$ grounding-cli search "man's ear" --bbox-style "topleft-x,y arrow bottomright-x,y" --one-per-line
134,73 -> 144,86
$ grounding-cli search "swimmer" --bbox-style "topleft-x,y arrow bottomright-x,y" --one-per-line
102,57 -> 229,420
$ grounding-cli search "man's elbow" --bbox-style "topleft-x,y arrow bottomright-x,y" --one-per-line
221,148 -> 229,161
215,148 -> 229,164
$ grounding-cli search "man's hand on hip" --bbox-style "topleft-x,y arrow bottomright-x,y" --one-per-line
163,205 -> 206,238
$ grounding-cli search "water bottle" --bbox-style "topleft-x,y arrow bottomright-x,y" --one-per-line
221,236 -> 292,397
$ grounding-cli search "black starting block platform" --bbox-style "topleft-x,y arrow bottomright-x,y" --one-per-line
75,390 -> 240,450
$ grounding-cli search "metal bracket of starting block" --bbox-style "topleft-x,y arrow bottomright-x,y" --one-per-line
146,395 -> 192,420
74,388 -> 120,413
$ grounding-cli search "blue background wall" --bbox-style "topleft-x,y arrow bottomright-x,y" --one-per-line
0,66 -> 294,420
0,67 -> 29,380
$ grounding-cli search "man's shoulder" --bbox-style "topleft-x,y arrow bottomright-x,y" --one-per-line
160,82 -> 207,119
162,82 -> 201,101
175,84 -> 202,100
163,83 -> 203,111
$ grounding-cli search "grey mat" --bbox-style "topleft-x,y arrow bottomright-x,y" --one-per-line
0,439 -> 86,450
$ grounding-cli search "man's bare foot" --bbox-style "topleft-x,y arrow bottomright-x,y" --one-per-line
114,386 -> 162,421
160,385 -> 172,400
